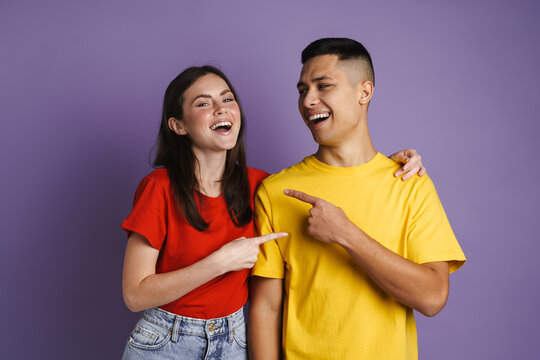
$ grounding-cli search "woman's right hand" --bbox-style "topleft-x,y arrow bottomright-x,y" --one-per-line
215,232 -> 288,273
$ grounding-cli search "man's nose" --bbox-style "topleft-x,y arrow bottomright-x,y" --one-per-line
303,89 -> 319,108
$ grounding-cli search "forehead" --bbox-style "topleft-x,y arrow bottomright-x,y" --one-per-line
299,54 -> 345,83
185,73 -> 230,96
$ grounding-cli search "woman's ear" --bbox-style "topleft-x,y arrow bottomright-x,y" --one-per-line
168,117 -> 187,135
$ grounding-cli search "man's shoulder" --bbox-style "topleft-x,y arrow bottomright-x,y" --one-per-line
373,154 -> 434,191
261,157 -> 312,188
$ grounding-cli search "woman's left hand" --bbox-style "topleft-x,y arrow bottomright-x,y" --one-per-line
389,149 -> 426,181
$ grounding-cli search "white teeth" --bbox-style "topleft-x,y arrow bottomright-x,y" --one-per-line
308,112 -> 330,121
210,121 -> 232,130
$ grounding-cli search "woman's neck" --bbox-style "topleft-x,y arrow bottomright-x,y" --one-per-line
193,149 -> 227,197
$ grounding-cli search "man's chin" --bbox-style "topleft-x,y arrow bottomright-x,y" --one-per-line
310,133 -> 332,146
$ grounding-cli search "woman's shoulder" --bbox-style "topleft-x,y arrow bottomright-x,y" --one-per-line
247,167 -> 270,185
139,168 -> 170,188
145,167 -> 168,178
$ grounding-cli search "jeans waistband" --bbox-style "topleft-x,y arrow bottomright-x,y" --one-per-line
141,306 -> 245,341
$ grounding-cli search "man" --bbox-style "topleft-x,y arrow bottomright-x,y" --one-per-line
248,38 -> 466,359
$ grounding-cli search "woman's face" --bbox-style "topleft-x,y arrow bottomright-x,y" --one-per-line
174,73 -> 241,155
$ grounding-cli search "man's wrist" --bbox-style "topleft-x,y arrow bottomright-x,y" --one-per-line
336,222 -> 365,249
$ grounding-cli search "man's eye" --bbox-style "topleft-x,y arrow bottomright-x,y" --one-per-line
318,84 -> 330,90
197,102 -> 209,107
224,98 -> 235,103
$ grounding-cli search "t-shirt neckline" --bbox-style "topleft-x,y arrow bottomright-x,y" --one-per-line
304,152 -> 384,175
196,190 -> 223,202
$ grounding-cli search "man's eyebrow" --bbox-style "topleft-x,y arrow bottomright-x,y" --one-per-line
191,89 -> 232,104
296,75 -> 334,88
312,75 -> 333,82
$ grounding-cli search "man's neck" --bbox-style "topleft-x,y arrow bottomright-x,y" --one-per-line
314,134 -> 377,167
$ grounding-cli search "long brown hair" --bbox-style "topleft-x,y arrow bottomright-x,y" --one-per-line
153,66 -> 251,231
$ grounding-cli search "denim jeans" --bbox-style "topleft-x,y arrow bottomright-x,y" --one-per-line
122,305 -> 248,360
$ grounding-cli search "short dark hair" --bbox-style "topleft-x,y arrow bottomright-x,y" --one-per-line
301,38 -> 375,84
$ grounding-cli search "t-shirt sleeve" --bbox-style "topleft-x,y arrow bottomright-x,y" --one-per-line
407,176 -> 466,273
121,175 -> 168,250
252,182 -> 285,279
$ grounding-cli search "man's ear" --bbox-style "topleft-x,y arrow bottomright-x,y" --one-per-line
168,117 -> 187,135
357,80 -> 374,105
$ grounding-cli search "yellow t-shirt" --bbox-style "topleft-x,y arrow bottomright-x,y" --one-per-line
252,152 -> 466,360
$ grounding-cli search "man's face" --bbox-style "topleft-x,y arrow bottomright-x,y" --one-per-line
297,54 -> 364,147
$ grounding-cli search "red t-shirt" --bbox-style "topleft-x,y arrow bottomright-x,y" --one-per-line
122,167 -> 269,319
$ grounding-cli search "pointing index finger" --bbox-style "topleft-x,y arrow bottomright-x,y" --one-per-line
284,189 -> 318,205
255,232 -> 288,245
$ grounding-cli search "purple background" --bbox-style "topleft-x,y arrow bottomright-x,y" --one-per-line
1,0 -> 539,358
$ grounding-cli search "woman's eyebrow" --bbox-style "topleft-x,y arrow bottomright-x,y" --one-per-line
191,89 -> 232,104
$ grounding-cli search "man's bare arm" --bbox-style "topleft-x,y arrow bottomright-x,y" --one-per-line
340,231 -> 448,317
284,189 -> 449,317
249,276 -> 283,360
